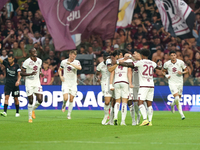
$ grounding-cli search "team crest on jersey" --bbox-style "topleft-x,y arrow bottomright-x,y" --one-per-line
33,66 -> 38,71
29,61 -> 34,65
67,66 -> 72,71
172,67 -> 177,72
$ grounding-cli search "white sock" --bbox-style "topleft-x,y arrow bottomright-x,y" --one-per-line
67,102 -> 73,116
121,103 -> 127,123
114,102 -> 120,120
143,101 -> 148,110
28,104 -> 33,119
139,104 -> 147,120
134,102 -> 140,117
110,107 -> 114,123
129,104 -> 135,122
147,106 -> 153,122
178,98 -> 184,117
104,104 -> 110,117
33,101 -> 41,111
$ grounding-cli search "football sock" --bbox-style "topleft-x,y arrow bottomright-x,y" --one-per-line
67,102 -> 73,116
178,98 -> 184,117
28,104 -> 33,119
129,104 -> 135,122
114,102 -> 120,119
121,103 -> 127,123
174,96 -> 179,106
143,101 -> 148,110
104,104 -> 109,117
63,100 -> 67,107
134,102 -> 140,117
147,106 -> 153,122
110,107 -> 114,123
33,101 -> 41,110
15,105 -> 19,113
139,104 -> 147,120
4,104 -> 8,113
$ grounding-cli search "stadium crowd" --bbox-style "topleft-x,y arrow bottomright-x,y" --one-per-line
0,0 -> 200,85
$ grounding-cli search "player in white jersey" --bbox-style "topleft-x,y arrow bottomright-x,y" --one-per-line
110,50 -> 131,125
58,50 -> 82,119
96,53 -> 113,125
21,48 -> 43,123
116,49 -> 162,126
162,51 -> 188,120
127,50 -> 141,125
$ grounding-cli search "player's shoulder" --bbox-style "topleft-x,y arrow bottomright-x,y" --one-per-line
177,59 -> 184,64
125,59 -> 133,62
164,60 -> 171,65
23,57 -> 31,63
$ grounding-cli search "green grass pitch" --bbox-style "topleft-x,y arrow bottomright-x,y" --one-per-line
0,110 -> 199,150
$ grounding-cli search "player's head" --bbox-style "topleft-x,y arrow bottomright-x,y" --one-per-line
29,48 -> 37,57
133,49 -> 141,60
7,54 -> 14,65
69,50 -> 77,61
124,53 -> 131,60
169,50 -> 177,61
140,49 -> 150,58
112,50 -> 122,59
103,52 -> 110,61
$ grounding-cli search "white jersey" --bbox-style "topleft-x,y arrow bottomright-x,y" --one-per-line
163,59 -> 186,85
22,57 -> 42,87
132,67 -> 139,87
133,59 -> 157,87
114,59 -> 132,84
96,61 -> 110,83
60,59 -> 81,85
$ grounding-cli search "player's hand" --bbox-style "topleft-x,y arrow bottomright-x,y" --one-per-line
31,71 -> 37,75
40,72 -> 44,77
60,76 -> 65,82
15,81 -> 20,86
129,84 -> 134,88
110,84 -> 114,91
67,61 -> 71,65
10,30 -> 15,35
177,71 -> 182,75
165,74 -> 171,79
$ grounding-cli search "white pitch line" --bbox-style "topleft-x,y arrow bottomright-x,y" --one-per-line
0,141 -> 200,145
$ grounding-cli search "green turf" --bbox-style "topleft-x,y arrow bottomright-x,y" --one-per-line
0,110 -> 199,150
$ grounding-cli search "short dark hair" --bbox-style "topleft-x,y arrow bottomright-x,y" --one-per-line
141,49 -> 151,57
134,49 -> 141,54
169,50 -> 176,55
29,48 -> 35,53
112,50 -> 122,57
8,54 -> 14,58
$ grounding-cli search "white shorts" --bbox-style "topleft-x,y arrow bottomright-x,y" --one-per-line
128,88 -> 134,100
101,82 -> 113,97
138,87 -> 154,101
114,82 -> 129,99
169,84 -> 183,95
62,84 -> 77,96
133,86 -> 139,100
26,86 -> 43,97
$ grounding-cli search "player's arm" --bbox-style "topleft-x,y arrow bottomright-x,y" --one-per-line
67,62 -> 82,70
107,64 -> 118,72
15,71 -> 21,86
95,71 -> 101,82
177,67 -> 188,75
162,68 -> 170,79
155,59 -> 162,70
118,61 -> 134,68
0,57 -> 3,64
128,68 -> 133,88
58,67 -> 64,82
109,71 -> 115,91
20,67 -> 36,76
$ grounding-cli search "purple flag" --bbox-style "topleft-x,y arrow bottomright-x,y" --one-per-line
38,0 -> 119,51
0,0 -> 8,10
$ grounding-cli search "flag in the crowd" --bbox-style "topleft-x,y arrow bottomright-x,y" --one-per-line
117,0 -> 136,28
155,0 -> 195,39
0,0 -> 9,10
38,0 -> 119,51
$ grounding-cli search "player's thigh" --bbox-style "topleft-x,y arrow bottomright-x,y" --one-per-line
4,85 -> 12,96
26,86 -> 34,97
121,83 -> 129,99
33,86 -> 43,95
169,84 -> 179,95
177,84 -> 183,96
138,88 -> 149,101
146,88 -> 154,102
114,83 -> 121,100
12,86 -> 20,97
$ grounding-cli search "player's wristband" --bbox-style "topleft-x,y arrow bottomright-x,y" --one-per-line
110,84 -> 114,89
165,74 -> 170,78
129,54 -> 132,58
116,60 -> 119,65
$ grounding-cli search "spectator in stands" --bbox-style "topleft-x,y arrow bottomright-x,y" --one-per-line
42,38 -> 54,51
116,38 -> 125,49
102,39 -> 114,51
151,14 -> 162,31
126,43 -> 134,54
40,61 -> 54,85
0,63 -> 6,85
134,33 -> 143,49
5,1 -> 14,19
12,9 -> 22,29
41,46 -> 50,61
149,36 -> 162,59
92,40 -> 102,57
78,46 -> 86,54
118,29 -> 126,43
193,59 -> 200,78
30,12 -> 42,34
0,49 -> 8,60
13,41 -> 27,66
145,0 -> 156,18
152,48 -> 164,62
182,42 -> 194,60
134,24 -> 146,39
49,50 -> 60,65
3,21 -> 13,37
32,31 -> 41,43
114,44 -> 119,51
87,46 -> 96,59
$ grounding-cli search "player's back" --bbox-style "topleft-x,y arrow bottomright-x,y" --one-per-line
96,61 -> 110,83
134,59 -> 157,87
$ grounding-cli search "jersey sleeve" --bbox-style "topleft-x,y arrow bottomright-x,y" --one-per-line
153,61 -> 157,69
181,60 -> 187,69
96,63 -> 101,72
106,59 -> 111,66
76,60 -> 81,66
163,62 -> 168,70
133,60 -> 142,67
16,64 -> 21,72
22,59 -> 28,69
60,60 -> 64,69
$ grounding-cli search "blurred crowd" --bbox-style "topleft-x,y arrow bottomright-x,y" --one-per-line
0,0 -> 200,85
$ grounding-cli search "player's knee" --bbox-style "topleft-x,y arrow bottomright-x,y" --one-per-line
29,100 -> 33,105
105,101 -> 110,105
38,98 -> 43,104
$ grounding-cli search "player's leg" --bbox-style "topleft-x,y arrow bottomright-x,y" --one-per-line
113,83 -> 121,125
176,85 -> 185,119
169,84 -> 177,113
102,96 -> 111,125
128,88 -> 136,125
109,97 -> 115,125
67,93 -> 75,119
27,94 -> 34,123
1,85 -> 12,117
32,93 -> 43,119
61,85 -> 69,112
146,88 -> 154,126
133,87 -> 140,125
138,88 -> 149,126
12,86 -> 20,117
